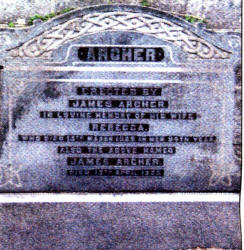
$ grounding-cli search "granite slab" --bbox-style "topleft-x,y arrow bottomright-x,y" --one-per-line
0,202 -> 241,249
0,5 -> 241,192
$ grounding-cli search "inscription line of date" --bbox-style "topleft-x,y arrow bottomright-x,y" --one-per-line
18,135 -> 216,143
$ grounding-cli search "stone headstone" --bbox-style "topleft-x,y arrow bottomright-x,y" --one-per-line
0,5 -> 241,192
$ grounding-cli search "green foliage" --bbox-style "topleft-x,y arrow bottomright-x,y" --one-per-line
43,12 -> 56,21
27,7 -> 75,25
140,0 -> 150,7
8,22 -> 15,28
57,7 -> 74,15
184,15 -> 204,24
27,14 -> 47,25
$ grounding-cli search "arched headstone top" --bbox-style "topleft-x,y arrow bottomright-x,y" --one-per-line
0,5 -> 239,61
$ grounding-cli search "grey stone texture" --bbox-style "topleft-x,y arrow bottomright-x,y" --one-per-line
0,202 -> 241,249
0,0 -> 53,24
0,5 -> 241,192
187,0 -> 241,29
0,0 -> 241,29
233,63 -> 241,166
54,0 -> 187,14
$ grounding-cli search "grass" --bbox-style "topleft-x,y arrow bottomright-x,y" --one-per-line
9,7 -> 205,28
140,0 -> 150,7
8,22 -> 15,28
184,15 -> 205,24
27,7 -> 75,25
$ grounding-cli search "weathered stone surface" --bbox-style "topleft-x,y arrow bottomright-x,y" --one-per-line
54,0 -> 140,12
187,0 -> 241,29
233,63 -> 241,166
186,0 -> 204,17
0,0 -> 241,29
151,0 -> 186,13
0,6 -> 240,192
54,0 -> 187,15
0,0 -> 53,24
0,202 -> 241,249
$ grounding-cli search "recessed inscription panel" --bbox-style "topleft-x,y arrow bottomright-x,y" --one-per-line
0,69 -> 239,192
78,46 -> 164,62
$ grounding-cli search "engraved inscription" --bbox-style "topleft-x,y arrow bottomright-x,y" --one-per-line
78,47 -> 164,62
17,85 -> 217,178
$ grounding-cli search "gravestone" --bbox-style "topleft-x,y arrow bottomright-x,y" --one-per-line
0,5 -> 241,192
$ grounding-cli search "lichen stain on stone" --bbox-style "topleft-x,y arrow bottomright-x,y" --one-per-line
0,121 -> 8,156
41,82 -> 61,101
12,97 -> 32,129
11,82 -> 61,129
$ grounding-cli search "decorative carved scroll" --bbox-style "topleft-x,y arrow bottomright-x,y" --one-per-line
10,12 -> 231,59
0,164 -> 22,187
